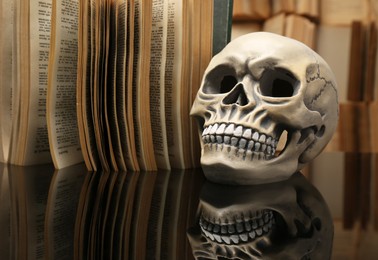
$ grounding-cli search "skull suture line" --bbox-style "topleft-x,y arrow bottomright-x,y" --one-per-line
191,32 -> 338,185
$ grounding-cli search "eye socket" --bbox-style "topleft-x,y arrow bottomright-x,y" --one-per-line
259,68 -> 298,98
202,65 -> 238,94
220,75 -> 238,93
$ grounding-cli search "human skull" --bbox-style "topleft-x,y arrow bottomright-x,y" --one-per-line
190,32 -> 338,185
187,172 -> 334,259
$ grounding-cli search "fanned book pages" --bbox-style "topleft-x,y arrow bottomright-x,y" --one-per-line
1,0 -> 232,171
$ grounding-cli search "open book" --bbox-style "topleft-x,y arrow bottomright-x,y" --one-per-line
2,0 -> 232,172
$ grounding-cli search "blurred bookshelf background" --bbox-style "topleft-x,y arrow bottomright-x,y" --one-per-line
231,0 -> 378,258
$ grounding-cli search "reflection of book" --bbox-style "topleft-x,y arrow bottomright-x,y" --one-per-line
118,171 -> 139,259
2,0 -> 232,172
44,164 -> 86,260
146,170 -> 170,258
8,164 -> 54,260
0,164 -> 11,259
160,169 -> 185,259
129,171 -> 157,259
74,171 -> 101,260
100,171 -> 126,259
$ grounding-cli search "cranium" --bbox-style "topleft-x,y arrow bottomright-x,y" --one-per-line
187,172 -> 334,259
191,32 -> 338,185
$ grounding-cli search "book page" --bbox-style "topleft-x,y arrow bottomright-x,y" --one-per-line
189,0 -> 214,166
0,1 -> 14,163
47,0 -> 83,169
10,0 -> 22,164
164,0 -> 184,168
77,0 -> 101,171
92,0 -> 111,171
115,0 -> 139,171
132,0 -> 157,171
21,0 -> 53,165
106,0 -> 127,171
149,0 -> 170,170
188,0 -> 202,167
180,0 -> 192,168
101,0 -> 119,171
125,0 -> 140,171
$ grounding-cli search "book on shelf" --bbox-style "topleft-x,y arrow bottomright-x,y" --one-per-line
263,13 -> 316,49
271,0 -> 319,20
1,0 -> 233,172
231,0 -> 318,22
232,0 -> 271,21
320,0 -> 368,26
312,20 -> 378,229
271,0 -> 296,15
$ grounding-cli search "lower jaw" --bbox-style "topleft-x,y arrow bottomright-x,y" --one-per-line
202,143 -> 274,162
200,145 -> 294,185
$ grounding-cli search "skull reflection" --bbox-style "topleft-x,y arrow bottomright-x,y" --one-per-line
187,173 -> 333,260
191,32 -> 338,185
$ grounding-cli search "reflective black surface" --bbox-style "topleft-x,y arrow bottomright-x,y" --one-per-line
188,172 -> 333,260
0,163 -> 334,259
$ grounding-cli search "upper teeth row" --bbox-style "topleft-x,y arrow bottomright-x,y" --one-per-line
199,210 -> 275,244
202,123 -> 278,154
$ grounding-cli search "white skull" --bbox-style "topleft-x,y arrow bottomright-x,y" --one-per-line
191,32 -> 338,185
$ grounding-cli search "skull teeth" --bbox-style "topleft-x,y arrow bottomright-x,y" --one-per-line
199,210 -> 275,245
202,123 -> 277,156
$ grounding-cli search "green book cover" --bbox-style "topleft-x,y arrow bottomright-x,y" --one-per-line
213,0 -> 233,56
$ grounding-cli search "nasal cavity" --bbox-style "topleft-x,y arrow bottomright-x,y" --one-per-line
222,83 -> 249,106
